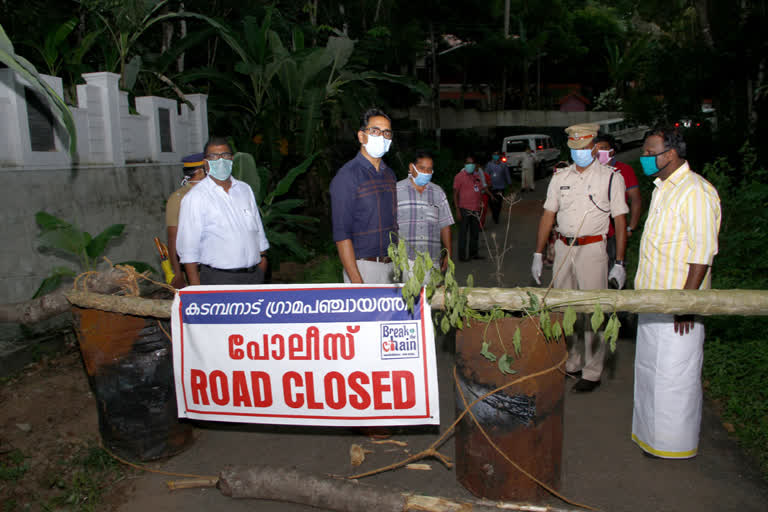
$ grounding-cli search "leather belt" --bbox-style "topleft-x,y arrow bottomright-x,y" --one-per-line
361,256 -> 392,263
200,263 -> 260,274
556,234 -> 604,247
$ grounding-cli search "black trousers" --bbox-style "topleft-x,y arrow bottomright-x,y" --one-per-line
458,208 -> 480,260
200,264 -> 265,285
490,190 -> 504,224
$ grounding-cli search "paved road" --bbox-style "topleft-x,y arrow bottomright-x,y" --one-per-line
117,174 -> 768,512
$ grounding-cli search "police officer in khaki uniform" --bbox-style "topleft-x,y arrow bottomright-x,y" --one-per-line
531,123 -> 629,392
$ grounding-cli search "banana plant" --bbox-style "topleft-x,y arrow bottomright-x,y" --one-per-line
0,23 -> 76,155
232,152 -> 318,261
177,9 -> 428,163
21,18 -> 102,102
33,211 -> 154,298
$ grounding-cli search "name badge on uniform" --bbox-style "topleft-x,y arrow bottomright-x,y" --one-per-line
560,186 -> 570,190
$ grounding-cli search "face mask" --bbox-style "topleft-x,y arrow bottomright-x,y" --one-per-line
464,163 -> 476,173
570,148 -> 594,168
411,164 -> 433,186
181,171 -> 205,187
639,149 -> 672,176
207,158 -> 233,181
363,134 -> 392,158
492,155 -> 500,161
597,149 -> 613,165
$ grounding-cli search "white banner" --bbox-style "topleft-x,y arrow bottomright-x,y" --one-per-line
171,284 -> 439,426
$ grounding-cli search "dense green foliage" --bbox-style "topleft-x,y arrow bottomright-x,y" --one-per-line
699,146 -> 768,476
33,212 -> 154,297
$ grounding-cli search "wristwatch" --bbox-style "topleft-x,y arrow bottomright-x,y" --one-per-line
615,260 -> 625,266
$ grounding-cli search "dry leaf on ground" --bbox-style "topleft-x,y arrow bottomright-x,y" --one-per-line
371,439 -> 408,447
349,444 -> 372,466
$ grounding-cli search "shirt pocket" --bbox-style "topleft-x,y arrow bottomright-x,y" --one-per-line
242,208 -> 261,232
424,204 -> 439,224
559,187 -> 574,209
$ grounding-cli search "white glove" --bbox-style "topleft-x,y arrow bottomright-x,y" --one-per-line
531,253 -> 543,285
608,264 -> 626,289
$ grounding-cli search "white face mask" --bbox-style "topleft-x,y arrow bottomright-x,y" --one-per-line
181,174 -> 205,186
364,134 -> 392,158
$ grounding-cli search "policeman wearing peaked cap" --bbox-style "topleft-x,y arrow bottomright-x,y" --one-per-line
165,153 -> 208,289
530,123 -> 629,393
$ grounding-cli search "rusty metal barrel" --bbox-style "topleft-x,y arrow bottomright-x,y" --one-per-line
72,307 -> 194,461
455,315 -> 566,501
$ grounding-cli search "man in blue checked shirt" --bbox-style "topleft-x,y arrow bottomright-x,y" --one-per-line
396,150 -> 454,277
486,150 -> 512,224
330,109 -> 398,284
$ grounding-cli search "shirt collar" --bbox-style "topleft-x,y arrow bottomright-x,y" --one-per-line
654,161 -> 690,189
202,174 -> 240,191
355,151 -> 389,173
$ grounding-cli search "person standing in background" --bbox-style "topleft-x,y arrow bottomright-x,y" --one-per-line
531,123 -> 629,393
330,108 -> 398,284
521,147 -> 536,192
453,156 -> 488,261
486,150 -> 512,224
396,150 -> 454,280
595,133 -> 643,275
165,153 -> 206,289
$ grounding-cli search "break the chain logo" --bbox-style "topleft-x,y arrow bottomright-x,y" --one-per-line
380,323 -> 420,360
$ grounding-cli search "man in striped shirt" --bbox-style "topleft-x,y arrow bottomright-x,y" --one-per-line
396,150 -> 454,278
632,128 -> 721,460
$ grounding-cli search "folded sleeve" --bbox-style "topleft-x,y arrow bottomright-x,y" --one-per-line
542,174 -> 560,212
436,187 -> 455,229
165,193 -> 181,227
684,185 -> 721,265
176,192 -> 204,263
609,172 -> 629,217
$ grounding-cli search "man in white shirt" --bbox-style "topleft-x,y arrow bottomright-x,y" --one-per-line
177,137 -> 270,285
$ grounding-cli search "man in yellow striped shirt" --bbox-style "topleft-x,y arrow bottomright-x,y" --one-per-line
632,128 -> 721,460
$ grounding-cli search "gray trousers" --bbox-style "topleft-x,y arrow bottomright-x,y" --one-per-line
200,264 -> 265,285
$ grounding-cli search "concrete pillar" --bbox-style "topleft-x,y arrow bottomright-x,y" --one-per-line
185,93 -> 209,154
81,72 -> 125,165
0,69 -> 72,168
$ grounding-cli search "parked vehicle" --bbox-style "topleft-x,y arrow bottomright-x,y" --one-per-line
595,118 -> 648,151
501,134 -> 559,177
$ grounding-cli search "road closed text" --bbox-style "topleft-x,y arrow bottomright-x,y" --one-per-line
172,285 -> 440,426
189,369 -> 416,410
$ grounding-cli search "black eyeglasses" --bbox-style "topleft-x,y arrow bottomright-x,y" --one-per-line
362,127 -> 394,140
205,152 -> 234,160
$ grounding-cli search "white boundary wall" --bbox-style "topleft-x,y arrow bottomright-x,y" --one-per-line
0,70 -> 208,168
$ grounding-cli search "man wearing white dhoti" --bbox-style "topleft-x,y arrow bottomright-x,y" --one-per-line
633,128 -> 721,459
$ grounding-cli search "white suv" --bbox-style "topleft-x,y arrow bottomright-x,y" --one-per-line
501,134 -> 560,176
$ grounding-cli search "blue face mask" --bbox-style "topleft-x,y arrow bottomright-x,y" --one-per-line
464,163 -> 476,173
639,149 -> 671,176
570,148 -> 594,168
411,165 -> 433,186
208,158 -> 233,180
492,155 -> 500,161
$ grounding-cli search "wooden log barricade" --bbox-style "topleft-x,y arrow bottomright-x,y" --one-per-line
65,287 -> 768,319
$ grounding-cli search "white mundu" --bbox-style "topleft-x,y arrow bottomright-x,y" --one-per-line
632,313 -> 704,459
